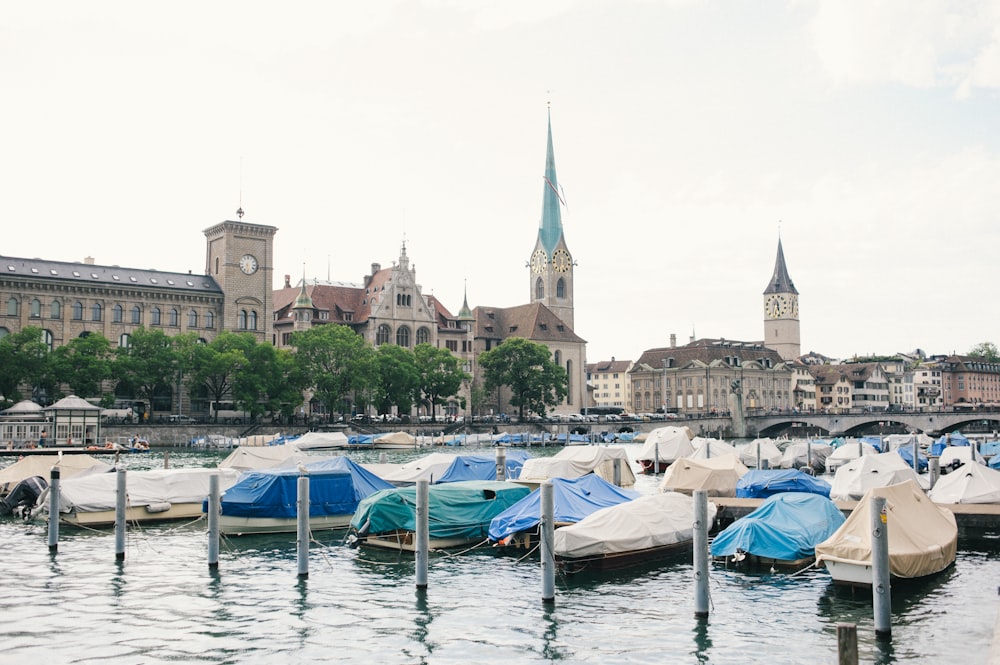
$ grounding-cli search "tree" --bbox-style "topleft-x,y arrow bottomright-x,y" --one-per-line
374,344 -> 419,417
51,333 -> 113,399
477,337 -> 567,420
113,327 -> 178,419
413,343 -> 467,421
0,327 -> 53,406
969,342 -> 1000,362
233,341 -> 307,423
291,324 -> 376,419
188,331 -> 248,422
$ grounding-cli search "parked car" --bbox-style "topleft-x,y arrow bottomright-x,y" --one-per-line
168,414 -> 199,424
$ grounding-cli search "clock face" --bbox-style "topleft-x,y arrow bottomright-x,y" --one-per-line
530,249 -> 548,275
765,295 -> 784,319
552,249 -> 571,273
239,254 -> 259,275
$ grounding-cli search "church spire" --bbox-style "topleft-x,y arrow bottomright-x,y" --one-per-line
538,105 -> 564,255
458,279 -> 473,321
763,238 -> 798,295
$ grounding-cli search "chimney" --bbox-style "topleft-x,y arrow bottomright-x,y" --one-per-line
84,256 -> 95,265
284,274 -> 291,288
670,334 -> 676,348
371,262 -> 381,275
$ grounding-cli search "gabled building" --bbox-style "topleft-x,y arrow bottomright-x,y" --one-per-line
841,362 -> 890,411
586,358 -> 633,412
810,365 -> 852,413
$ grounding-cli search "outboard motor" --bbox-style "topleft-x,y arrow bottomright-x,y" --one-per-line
0,476 -> 48,518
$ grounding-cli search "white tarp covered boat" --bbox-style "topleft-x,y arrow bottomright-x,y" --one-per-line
0,454 -> 113,496
373,431 -> 420,450
824,440 -> 879,473
815,480 -> 957,586
37,467 -> 242,526
828,452 -> 928,501
218,444 -> 315,473
779,440 -> 833,473
738,438 -> 782,469
518,446 -> 636,488
635,426 -> 694,473
689,438 -> 738,460
929,462 -> 1000,504
553,491 -> 717,573
292,431 -> 350,450
659,454 -> 749,497
378,452 -> 462,485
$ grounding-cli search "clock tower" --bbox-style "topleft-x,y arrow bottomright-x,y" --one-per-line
528,107 -> 575,329
204,216 -> 277,344
762,238 -> 800,361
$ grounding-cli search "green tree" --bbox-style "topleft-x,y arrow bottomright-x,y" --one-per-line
413,343 -> 467,421
114,327 -> 178,419
374,344 -> 419,417
292,324 -> 376,419
478,338 -> 567,420
234,341 -> 307,423
969,342 -> 1000,362
189,331 -> 248,422
51,332 -> 113,399
0,327 -> 52,406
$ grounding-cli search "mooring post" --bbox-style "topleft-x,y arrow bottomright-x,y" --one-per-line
296,475 -> 310,579
114,468 -> 127,561
837,622 -> 859,665
612,457 -> 622,487
207,474 -> 220,570
806,440 -> 812,470
654,441 -> 661,475
379,452 -> 387,464
929,457 -> 940,489
416,479 -> 429,590
48,466 -> 61,553
496,446 -> 507,482
911,439 -> 919,474
163,450 -> 170,469
693,490 -> 709,618
540,480 -> 555,604
871,496 -> 892,639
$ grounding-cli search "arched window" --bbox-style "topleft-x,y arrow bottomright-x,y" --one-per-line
112,304 -> 123,323
396,326 -> 411,347
535,278 -> 544,300
29,299 -> 41,318
50,300 -> 61,319
151,307 -> 161,326
41,329 -> 53,351
248,310 -> 257,330
0,327 -> 8,339
131,305 -> 141,324
168,308 -> 178,326
416,327 -> 430,345
376,324 -> 391,345
238,310 -> 247,329
188,310 -> 198,328
215,257 -> 219,274
91,303 -> 102,321
556,278 -> 566,299
5,297 -> 18,317
205,311 -> 215,329
119,333 -> 131,349
72,301 -> 84,320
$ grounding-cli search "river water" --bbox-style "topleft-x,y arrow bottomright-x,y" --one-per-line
1,444 -> 998,664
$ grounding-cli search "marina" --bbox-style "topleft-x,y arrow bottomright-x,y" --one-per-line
1,444 -> 999,664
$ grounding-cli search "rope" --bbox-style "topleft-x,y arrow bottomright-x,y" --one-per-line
430,538 -> 490,557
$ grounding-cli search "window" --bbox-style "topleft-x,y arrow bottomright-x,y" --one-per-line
376,324 -> 391,345
6,297 -> 18,316
91,303 -> 102,321
151,307 -> 161,325
41,329 -> 53,351
535,278 -> 544,300
188,310 -> 198,328
112,304 -> 123,323
248,310 -> 257,330
119,333 -> 130,349
168,308 -> 178,326
131,306 -> 141,324
29,299 -> 41,318
396,325 -> 411,347
556,278 -> 565,298
238,310 -> 247,329
416,327 -> 430,345
72,301 -> 83,320
50,300 -> 61,319
205,311 -> 215,329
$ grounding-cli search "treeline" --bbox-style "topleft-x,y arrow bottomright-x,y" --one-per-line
0,325 -> 568,422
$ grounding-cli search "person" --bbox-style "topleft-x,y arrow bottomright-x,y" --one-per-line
38,430 -> 47,448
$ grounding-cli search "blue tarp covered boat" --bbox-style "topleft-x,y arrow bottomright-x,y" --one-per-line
735,469 -> 832,498
711,492 -> 846,565
488,474 -> 640,545
931,431 -> 970,456
212,456 -> 394,535
349,480 -> 532,551
434,451 -> 532,483
895,446 -> 928,472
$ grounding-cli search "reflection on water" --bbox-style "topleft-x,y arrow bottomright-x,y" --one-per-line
0,446 -> 998,663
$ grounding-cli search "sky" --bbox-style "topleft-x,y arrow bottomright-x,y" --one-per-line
2,1 -> 999,365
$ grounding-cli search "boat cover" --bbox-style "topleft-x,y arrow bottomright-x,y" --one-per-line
434,451 -> 532,483
519,446 -> 637,487
938,445 -> 983,470
0,454 -> 112,495
779,441 -> 833,471
214,456 -> 393,518
894,446 -> 928,472
56,467 -> 242,513
929,461 -> 1000,504
689,438 -> 738,460
218,444 -> 313,473
931,431 -> 970,456
487,474 -> 639,542
374,431 -> 417,445
735,469 -> 832,498
380,452 -> 466,485
738,438 -> 782,468
828,452 -> 926,501
710,492 -> 846,561
350,480 -> 532,541
553,491 -> 717,558
659,454 -> 749,497
635,426 -> 694,464
815,480 -> 957,579
824,441 -> 879,472
293,431 -> 350,450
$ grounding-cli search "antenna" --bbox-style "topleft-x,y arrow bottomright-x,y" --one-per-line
327,254 -> 331,282
236,157 -> 245,219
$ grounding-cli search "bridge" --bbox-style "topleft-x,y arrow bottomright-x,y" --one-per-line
747,408 -> 1000,438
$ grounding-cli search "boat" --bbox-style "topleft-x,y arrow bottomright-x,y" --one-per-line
377,452 -> 466,485
0,453 -> 113,496
778,440 -> 833,473
635,426 -> 694,473
689,437 -> 738,460
659,453 -> 749,497
928,461 -> 1000,504
824,440 -> 879,474
735,469 -> 832,499
518,445 -> 637,488
347,480 -> 532,551
217,444 -> 315,473
553,491 -> 717,574
738,438 -> 782,469
34,467 -> 242,526
710,492 -> 846,569
815,480 -> 958,587
212,456 -> 394,535
938,445 -> 985,474
828,452 -> 927,501
291,431 -> 350,451
434,451 -> 532,483
372,431 -> 422,450
488,474 -> 639,548
0,475 -> 48,517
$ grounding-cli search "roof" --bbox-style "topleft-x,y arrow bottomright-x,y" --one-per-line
0,255 -> 221,295
587,359 -> 632,374
473,302 -> 585,344
762,238 -> 798,295
633,338 -> 786,371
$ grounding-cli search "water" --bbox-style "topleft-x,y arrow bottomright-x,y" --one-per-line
1,445 -> 998,664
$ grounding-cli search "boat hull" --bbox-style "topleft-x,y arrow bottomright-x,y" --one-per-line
359,529 -> 480,552
219,513 -> 352,535
556,540 -> 693,574
823,558 -> 955,587
60,502 -> 204,527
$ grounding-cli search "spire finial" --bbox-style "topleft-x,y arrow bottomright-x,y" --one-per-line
237,156 -> 244,219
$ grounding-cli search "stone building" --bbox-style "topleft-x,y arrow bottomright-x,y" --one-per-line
939,355 -> 1000,406
762,238 -> 801,361
586,358 -> 634,412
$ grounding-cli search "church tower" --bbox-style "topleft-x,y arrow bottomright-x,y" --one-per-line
762,238 -> 801,361
528,107 -> 575,329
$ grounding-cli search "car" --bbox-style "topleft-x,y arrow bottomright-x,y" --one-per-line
168,414 -> 198,424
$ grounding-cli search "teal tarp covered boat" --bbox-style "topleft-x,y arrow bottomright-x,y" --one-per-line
349,480 -> 532,551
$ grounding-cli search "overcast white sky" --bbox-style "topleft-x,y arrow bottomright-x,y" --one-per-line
2,1 -> 999,364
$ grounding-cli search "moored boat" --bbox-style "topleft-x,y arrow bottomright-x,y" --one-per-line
635,426 -> 694,474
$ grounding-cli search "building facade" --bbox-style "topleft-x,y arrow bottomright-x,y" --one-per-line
586,358 -> 633,412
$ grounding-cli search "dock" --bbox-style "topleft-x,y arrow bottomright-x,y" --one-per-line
0,447 -> 120,457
